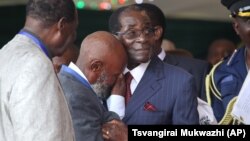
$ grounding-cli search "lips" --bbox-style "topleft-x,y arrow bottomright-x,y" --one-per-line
135,46 -> 151,52
128,45 -> 152,59
136,48 -> 149,53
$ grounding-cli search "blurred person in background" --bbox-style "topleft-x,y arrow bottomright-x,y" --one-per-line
207,38 -> 236,65
166,48 -> 194,58
161,39 -> 176,51
53,43 -> 79,73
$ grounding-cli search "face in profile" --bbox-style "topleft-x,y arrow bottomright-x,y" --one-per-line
234,17 -> 250,46
54,11 -> 78,56
118,10 -> 156,65
91,54 -> 125,100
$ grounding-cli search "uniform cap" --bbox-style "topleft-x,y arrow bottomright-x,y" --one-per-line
221,0 -> 250,17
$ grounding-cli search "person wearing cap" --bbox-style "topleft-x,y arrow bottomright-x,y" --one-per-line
206,0 -> 250,124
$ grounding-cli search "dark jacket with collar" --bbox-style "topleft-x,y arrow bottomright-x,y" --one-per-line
123,56 -> 199,125
164,53 -> 211,101
58,66 -> 119,141
212,47 -> 247,121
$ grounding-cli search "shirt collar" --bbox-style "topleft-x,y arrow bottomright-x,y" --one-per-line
19,29 -> 52,59
127,48 -> 165,84
157,48 -> 166,61
68,62 -> 90,84
124,61 -> 150,84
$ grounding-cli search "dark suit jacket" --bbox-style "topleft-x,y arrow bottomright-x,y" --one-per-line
123,56 -> 199,125
164,53 -> 211,101
58,67 -> 119,141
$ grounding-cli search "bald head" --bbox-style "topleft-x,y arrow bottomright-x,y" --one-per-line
76,31 -> 127,84
79,31 -> 124,64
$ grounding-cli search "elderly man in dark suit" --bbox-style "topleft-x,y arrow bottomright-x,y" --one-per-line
58,31 -> 128,141
163,54 -> 211,101
108,4 -> 199,124
142,4 -> 211,101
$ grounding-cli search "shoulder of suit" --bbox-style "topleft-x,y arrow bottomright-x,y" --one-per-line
220,47 -> 245,68
166,53 -> 210,66
214,47 -> 245,76
162,61 -> 193,78
213,47 -> 245,87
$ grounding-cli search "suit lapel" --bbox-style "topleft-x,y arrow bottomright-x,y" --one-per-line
59,69 -> 106,109
60,69 -> 79,83
124,57 -> 165,120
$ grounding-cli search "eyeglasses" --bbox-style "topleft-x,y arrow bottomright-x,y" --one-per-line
116,27 -> 156,40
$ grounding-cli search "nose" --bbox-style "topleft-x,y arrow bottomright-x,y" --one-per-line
135,32 -> 147,42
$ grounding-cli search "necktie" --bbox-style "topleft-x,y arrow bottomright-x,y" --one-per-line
125,72 -> 133,105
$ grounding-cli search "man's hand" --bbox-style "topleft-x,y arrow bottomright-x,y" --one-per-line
102,119 -> 128,141
111,74 -> 125,96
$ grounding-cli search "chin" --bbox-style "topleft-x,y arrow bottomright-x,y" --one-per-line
139,59 -> 150,63
136,56 -> 151,63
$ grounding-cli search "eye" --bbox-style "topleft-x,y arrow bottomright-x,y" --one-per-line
144,27 -> 155,35
126,30 -> 136,35
246,19 -> 250,25
125,30 -> 138,37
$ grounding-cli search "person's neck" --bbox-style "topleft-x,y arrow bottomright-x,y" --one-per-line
154,41 -> 162,56
23,16 -> 54,57
127,64 -> 139,70
24,17 -> 50,41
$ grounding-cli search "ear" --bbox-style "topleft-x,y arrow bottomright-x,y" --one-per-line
57,17 -> 67,31
154,26 -> 163,40
232,19 -> 240,35
90,60 -> 103,72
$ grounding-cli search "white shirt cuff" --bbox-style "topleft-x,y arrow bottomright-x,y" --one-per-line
107,95 -> 125,119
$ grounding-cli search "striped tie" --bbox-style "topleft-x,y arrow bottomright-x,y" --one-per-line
125,72 -> 133,106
